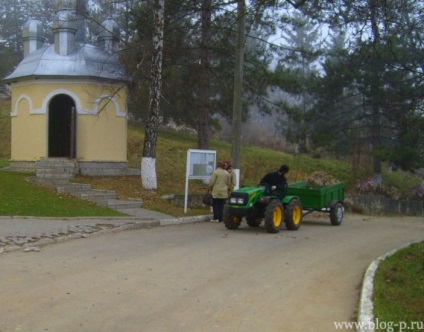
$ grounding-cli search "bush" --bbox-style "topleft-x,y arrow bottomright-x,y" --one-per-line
411,184 -> 424,199
356,178 -> 400,200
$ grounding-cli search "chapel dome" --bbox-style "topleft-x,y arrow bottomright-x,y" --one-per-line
23,20 -> 44,39
53,9 -> 77,30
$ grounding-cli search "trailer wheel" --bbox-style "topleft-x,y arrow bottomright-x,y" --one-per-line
223,205 -> 241,230
284,198 -> 302,230
330,202 -> 344,226
264,200 -> 283,233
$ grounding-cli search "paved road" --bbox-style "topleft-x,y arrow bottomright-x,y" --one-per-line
0,213 -> 423,332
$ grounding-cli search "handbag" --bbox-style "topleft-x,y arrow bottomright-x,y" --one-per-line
202,192 -> 213,206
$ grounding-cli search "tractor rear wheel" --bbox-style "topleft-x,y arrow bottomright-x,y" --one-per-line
284,198 -> 302,230
223,204 -> 241,230
264,200 -> 283,233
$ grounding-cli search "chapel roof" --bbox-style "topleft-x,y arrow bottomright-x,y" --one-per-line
4,43 -> 126,83
4,0 -> 127,84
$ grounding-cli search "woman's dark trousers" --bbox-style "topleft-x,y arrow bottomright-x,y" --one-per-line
212,198 -> 226,221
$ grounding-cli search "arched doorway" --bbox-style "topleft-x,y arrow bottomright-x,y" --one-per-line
48,94 -> 76,158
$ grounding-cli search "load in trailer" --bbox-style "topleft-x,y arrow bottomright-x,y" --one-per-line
223,181 -> 344,233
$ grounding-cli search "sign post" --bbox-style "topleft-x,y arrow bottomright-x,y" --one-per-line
184,149 -> 216,213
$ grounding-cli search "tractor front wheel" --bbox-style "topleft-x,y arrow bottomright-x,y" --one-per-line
264,200 -> 283,233
246,215 -> 262,227
246,209 -> 262,227
223,204 -> 241,230
284,198 -> 302,230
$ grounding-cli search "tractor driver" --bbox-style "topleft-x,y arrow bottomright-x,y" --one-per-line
260,164 -> 290,199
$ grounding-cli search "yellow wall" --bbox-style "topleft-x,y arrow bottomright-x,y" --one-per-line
11,97 -> 46,160
77,102 -> 127,161
10,79 -> 128,162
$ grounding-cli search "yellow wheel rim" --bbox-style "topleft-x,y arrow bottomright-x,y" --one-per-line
273,206 -> 283,227
293,205 -> 302,225
232,216 -> 241,224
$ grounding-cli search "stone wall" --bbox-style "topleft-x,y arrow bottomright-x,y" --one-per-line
353,195 -> 423,217
164,194 -> 207,208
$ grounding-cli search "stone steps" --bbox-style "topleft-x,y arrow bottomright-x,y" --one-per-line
35,158 -> 78,179
76,189 -> 117,201
56,183 -> 92,193
56,183 -> 142,209
28,158 -> 143,213
97,199 -> 142,209
27,177 -> 70,186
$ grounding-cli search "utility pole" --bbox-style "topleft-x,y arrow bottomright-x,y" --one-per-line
198,0 -> 211,150
231,0 -> 245,189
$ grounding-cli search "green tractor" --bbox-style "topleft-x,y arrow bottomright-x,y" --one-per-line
223,184 -> 303,233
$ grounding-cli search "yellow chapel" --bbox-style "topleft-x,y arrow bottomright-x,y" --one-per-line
3,0 -> 130,176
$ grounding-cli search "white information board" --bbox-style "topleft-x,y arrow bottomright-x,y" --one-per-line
184,149 -> 216,213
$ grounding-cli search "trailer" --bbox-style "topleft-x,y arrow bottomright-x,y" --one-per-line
286,181 -> 345,225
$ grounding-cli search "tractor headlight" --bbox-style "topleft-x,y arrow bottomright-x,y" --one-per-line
260,196 -> 269,204
230,197 -> 245,205
229,193 -> 248,205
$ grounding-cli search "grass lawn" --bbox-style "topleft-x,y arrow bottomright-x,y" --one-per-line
0,170 -> 125,217
373,241 -> 424,331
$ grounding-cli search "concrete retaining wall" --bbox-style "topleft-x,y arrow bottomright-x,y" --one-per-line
165,194 -> 207,208
353,195 -> 423,217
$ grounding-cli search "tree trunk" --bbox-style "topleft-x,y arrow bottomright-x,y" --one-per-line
371,104 -> 382,185
369,0 -> 382,185
141,0 -> 165,190
198,0 -> 211,150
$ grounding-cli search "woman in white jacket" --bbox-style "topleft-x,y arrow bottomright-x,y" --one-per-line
208,161 -> 231,222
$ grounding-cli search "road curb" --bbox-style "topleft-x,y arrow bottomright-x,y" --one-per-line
357,240 -> 423,332
0,215 -> 212,254
160,215 -> 211,226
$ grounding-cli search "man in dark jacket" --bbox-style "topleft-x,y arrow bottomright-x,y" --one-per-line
260,165 -> 289,199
